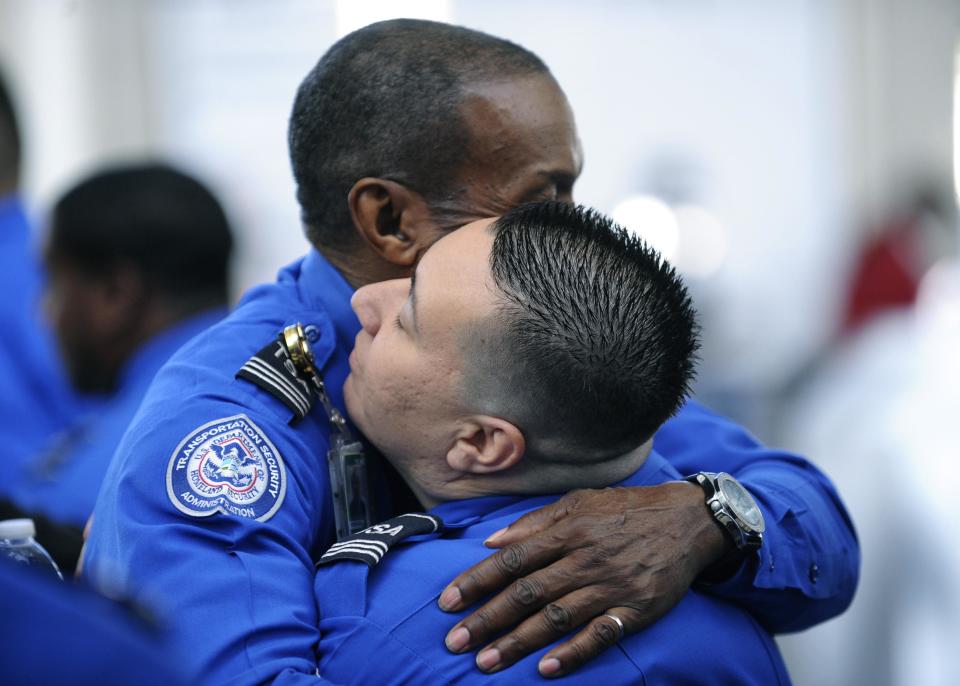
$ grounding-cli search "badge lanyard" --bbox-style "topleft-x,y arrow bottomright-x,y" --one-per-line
282,324 -> 374,541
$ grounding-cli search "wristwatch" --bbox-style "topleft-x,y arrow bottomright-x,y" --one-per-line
686,472 -> 764,553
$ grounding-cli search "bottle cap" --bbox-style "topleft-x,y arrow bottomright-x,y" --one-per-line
0,518 -> 36,540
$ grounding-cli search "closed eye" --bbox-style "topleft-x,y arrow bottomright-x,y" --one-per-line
393,315 -> 403,331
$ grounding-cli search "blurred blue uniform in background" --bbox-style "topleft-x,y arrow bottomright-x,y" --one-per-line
7,309 -> 225,527
0,195 -> 80,485
0,560 -> 187,686
315,450 -> 792,685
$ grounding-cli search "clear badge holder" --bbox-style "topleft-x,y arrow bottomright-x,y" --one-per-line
327,433 -> 374,542
283,324 -> 374,541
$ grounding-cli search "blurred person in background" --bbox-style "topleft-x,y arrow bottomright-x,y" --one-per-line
0,69 -> 83,489
0,163 -> 232,573
776,191 -> 960,685
841,182 -> 956,336
82,20 -> 857,685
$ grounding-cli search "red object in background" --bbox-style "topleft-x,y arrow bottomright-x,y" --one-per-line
841,218 -> 922,335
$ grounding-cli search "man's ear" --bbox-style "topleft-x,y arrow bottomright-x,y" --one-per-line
348,177 -> 441,268
446,417 -> 526,475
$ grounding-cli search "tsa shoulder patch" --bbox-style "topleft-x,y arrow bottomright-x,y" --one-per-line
318,513 -> 443,567
165,414 -> 286,522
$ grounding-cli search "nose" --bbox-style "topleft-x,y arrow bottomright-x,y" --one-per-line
351,278 -> 408,337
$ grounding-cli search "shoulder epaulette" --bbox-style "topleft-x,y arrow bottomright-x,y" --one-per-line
317,513 -> 443,567
236,336 -> 316,423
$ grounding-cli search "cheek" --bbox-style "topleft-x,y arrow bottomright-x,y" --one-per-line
47,275 -> 95,343
43,282 -> 66,330
48,291 -> 80,349
350,335 -> 416,416
363,360 -> 418,416
343,375 -> 359,421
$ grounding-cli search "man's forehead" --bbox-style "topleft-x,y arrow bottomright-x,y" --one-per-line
419,217 -> 495,277
459,76 -> 581,171
415,219 -> 498,328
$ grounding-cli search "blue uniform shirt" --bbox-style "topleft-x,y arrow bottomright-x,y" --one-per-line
0,195 -> 81,484
83,251 -> 354,685
83,249 -> 857,686
7,309 -> 226,527
654,401 -> 860,632
0,560 -> 188,686
315,451 -> 792,685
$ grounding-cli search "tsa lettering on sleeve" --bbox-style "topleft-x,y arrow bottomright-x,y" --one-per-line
165,414 -> 287,521
236,336 -> 316,422
318,513 -> 443,567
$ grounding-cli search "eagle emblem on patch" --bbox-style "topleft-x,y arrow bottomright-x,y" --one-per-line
165,414 -> 286,521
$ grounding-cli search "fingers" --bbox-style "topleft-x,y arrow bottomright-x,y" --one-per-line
439,484 -> 706,677
444,560 -> 587,658
439,533 -> 569,613
483,491 -> 585,548
468,586 -> 611,674
537,605 -> 645,678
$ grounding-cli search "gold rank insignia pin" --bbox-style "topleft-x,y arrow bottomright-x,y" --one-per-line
282,323 -> 316,377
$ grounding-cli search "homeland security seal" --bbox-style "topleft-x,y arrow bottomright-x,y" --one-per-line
166,414 -> 286,521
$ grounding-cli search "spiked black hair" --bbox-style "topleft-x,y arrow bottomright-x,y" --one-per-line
467,201 -> 699,461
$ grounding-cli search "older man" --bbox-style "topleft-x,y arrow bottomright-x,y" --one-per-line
83,20 -> 856,685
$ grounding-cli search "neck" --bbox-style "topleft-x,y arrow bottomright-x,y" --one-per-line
317,243 -> 409,290
404,478 -> 443,511
399,439 -> 654,511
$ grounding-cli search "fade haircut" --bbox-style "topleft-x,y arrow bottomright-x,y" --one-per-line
0,69 -> 21,189
288,19 -> 549,251
48,163 -> 233,308
466,202 -> 699,462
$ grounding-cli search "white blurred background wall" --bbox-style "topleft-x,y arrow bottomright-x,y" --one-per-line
0,0 -> 955,417
1,1 -> 958,683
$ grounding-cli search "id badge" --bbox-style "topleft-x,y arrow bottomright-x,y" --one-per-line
327,433 -> 374,541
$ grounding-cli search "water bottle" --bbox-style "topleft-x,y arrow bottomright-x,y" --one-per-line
0,518 -> 64,580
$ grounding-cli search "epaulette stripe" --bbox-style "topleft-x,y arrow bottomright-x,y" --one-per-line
326,539 -> 389,554
242,358 -> 310,416
239,363 -> 308,418
245,357 -> 311,411
321,546 -> 381,563
323,544 -> 386,559
320,545 -> 384,562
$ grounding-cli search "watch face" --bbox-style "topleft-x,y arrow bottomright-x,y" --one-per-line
718,476 -> 764,532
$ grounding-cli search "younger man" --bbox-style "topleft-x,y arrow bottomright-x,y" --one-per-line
315,202 -> 790,684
